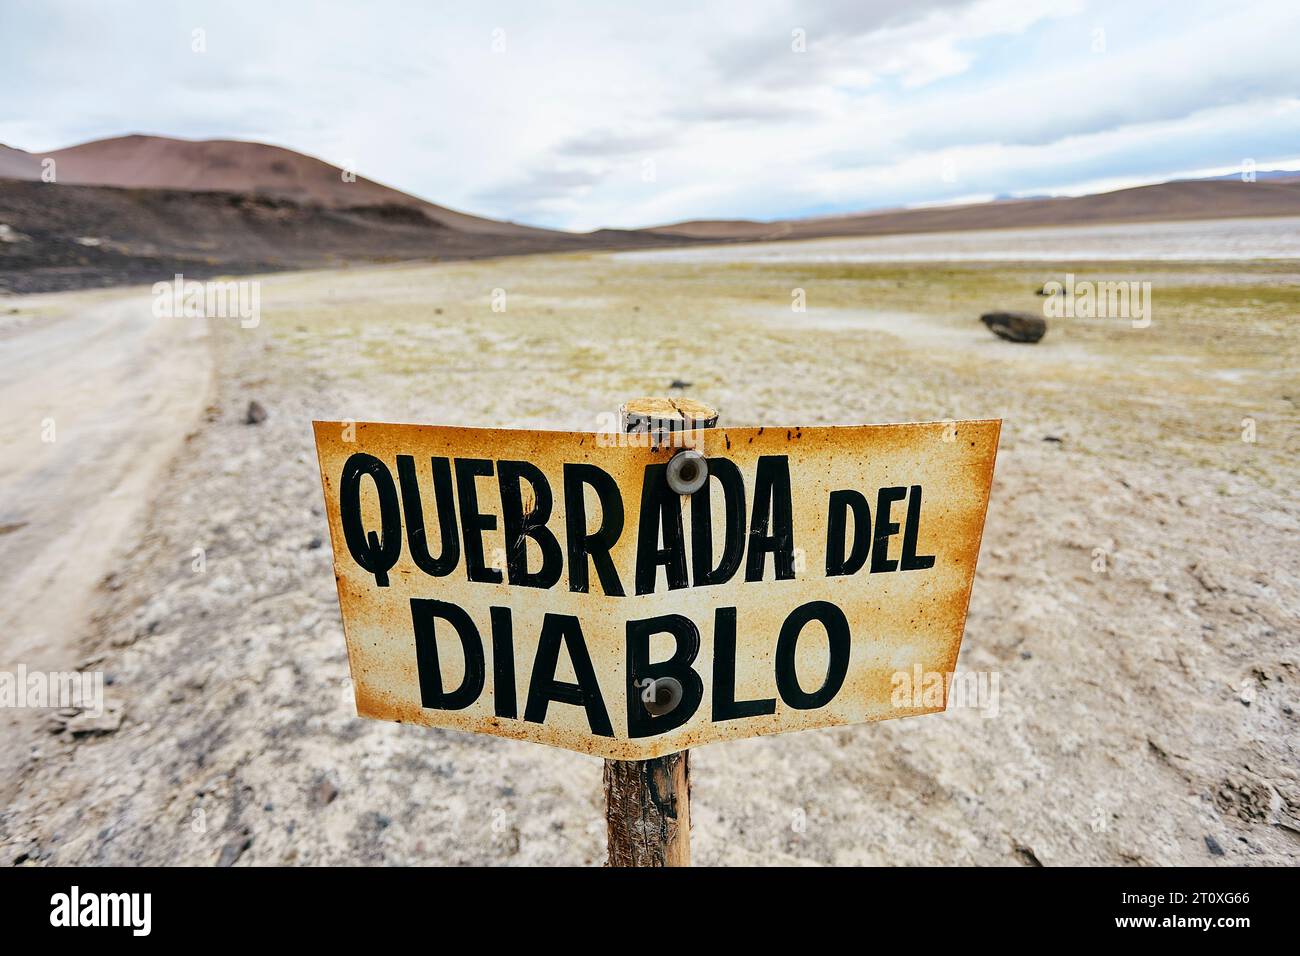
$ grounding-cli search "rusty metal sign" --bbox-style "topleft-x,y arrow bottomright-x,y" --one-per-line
313,419 -> 1000,760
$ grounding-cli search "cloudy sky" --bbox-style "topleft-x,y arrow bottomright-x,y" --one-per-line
3,0 -> 1298,230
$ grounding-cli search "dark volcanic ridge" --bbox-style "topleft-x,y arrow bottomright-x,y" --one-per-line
0,134 -> 697,293
0,178 -> 690,295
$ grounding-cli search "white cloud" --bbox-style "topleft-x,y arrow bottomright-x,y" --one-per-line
0,0 -> 1296,230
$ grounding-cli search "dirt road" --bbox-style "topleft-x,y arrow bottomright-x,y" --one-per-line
1,249 -> 1295,866
0,291 -> 210,667
0,289 -> 210,783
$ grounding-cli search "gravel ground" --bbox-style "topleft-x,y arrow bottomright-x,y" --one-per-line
2,250 -> 1296,866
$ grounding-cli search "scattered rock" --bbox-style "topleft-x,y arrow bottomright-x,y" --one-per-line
310,774 -> 340,808
1042,435 -> 1063,444
244,400 -> 267,425
216,834 -> 253,867
1204,834 -> 1225,857
45,709 -> 78,734
981,310 -> 1047,343
1013,842 -> 1044,866
66,703 -> 125,737
669,379 -> 692,389
1214,774 -> 1275,822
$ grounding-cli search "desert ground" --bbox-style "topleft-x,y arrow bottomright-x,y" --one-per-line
1,225 -> 1297,865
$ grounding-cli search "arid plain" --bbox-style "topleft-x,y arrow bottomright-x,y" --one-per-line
1,226 -> 1297,865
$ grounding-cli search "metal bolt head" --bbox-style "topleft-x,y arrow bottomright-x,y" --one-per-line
639,677 -> 684,716
666,450 -> 707,495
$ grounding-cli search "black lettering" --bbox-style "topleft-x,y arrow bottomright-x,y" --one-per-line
411,599 -> 485,710
774,601 -> 850,710
396,455 -> 460,576
524,614 -> 613,737
339,453 -> 401,587
691,458 -> 746,586
455,458 -> 502,584
489,606 -> 517,719
711,607 -> 776,721
625,613 -> 704,738
900,485 -> 937,571
635,463 -> 689,595
745,455 -> 796,582
825,489 -> 871,577
497,460 -> 563,589
563,464 -> 625,596
870,486 -> 907,574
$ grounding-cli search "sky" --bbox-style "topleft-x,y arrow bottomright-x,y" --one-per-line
2,0 -> 1299,231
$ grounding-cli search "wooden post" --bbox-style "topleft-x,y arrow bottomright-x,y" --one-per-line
603,397 -> 718,867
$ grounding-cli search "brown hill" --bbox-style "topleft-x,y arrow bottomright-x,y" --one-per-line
0,179 -> 691,295
15,134 -> 555,237
0,134 -> 699,293
651,179 -> 1300,240
0,145 -> 42,181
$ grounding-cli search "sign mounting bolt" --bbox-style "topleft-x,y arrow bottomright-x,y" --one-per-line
666,449 -> 707,495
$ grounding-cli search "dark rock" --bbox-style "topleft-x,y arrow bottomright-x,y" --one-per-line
217,834 -> 253,867
310,774 -> 340,808
67,704 -> 124,737
45,713 -> 69,734
1013,843 -> 1043,866
1043,435 -> 1063,443
981,311 -> 1047,343
244,400 -> 267,425
669,379 -> 692,389
1204,834 -> 1225,856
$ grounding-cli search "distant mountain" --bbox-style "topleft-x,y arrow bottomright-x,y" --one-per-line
650,178 -> 1300,240
0,135 -> 696,295
0,145 -> 42,180
3,134 -> 555,237
5,132 -> 1300,294
0,177 -> 692,295
1183,170 -> 1300,184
